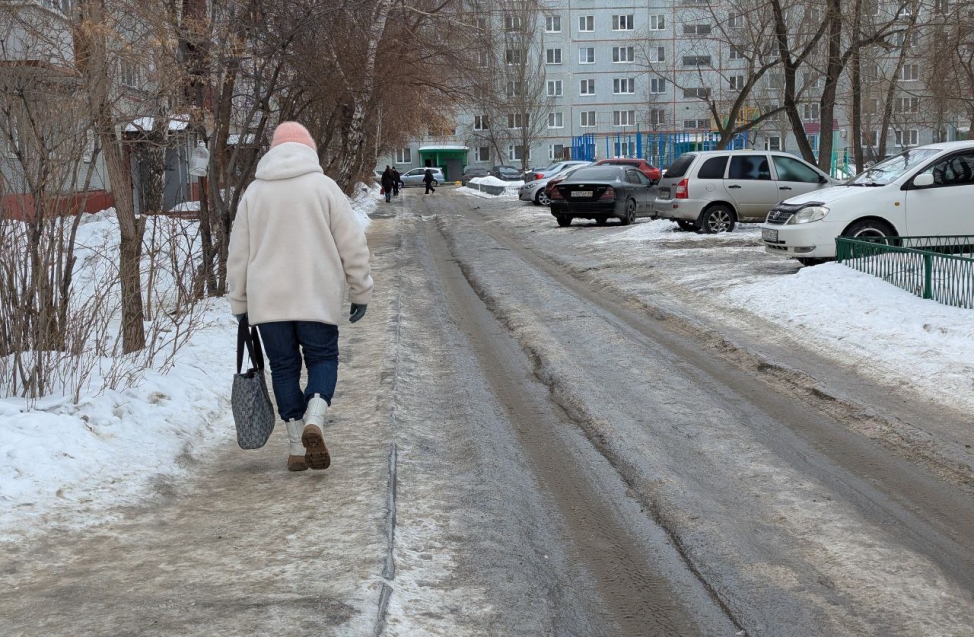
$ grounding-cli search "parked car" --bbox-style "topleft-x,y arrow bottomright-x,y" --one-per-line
519,162 -> 592,205
654,150 -> 835,234
762,141 -> 974,264
594,158 -> 662,184
461,165 -> 489,186
549,165 -> 655,227
522,160 -> 592,183
490,165 -> 523,181
400,167 -> 444,188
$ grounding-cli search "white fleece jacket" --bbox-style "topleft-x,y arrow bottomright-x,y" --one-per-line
227,143 -> 373,325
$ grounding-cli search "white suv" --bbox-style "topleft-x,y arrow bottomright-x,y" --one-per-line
654,150 -> 834,233
762,141 -> 974,264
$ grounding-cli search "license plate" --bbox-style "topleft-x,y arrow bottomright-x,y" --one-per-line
659,188 -> 670,198
762,228 -> 778,242
573,190 -> 593,198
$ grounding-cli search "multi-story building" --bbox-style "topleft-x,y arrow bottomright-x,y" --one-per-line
382,0 -> 965,180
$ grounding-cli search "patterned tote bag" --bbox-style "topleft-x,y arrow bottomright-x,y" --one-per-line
231,318 -> 276,449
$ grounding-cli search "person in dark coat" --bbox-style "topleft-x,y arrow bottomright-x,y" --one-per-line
380,166 -> 394,202
391,167 -> 401,196
423,168 -> 436,195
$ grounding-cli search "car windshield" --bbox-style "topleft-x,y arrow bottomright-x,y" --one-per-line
846,148 -> 940,186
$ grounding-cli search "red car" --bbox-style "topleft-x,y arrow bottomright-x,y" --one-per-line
594,158 -> 662,184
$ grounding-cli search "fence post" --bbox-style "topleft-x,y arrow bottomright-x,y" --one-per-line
923,253 -> 933,299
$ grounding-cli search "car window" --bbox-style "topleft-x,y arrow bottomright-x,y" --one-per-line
665,154 -> 696,178
407,169 -> 422,176
849,148 -> 940,186
728,155 -> 772,180
697,156 -> 728,179
921,152 -> 974,186
772,156 -> 821,183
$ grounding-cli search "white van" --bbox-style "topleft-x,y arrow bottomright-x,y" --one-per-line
761,141 -> 974,264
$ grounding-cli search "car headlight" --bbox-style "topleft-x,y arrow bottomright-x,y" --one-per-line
786,205 -> 830,224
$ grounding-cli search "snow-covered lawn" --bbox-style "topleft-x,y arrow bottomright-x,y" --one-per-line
0,186 -> 377,536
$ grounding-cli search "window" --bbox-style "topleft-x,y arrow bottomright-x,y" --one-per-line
895,129 -> 919,146
579,47 -> 595,64
545,15 -> 561,32
650,109 -> 666,126
867,98 -> 880,115
900,64 -> 919,81
728,12 -> 743,28
395,148 -> 411,163
479,51 -> 490,67
683,119 -> 710,129
697,156 -> 728,178
548,112 -> 564,128
649,47 -> 665,63
683,55 -> 712,66
729,45 -> 744,60
474,115 -> 489,130
863,130 -> 879,147
476,146 -> 490,162
729,75 -> 745,90
613,78 -> 635,94
580,79 -> 595,95
650,78 -> 666,94
546,48 -> 562,64
924,151 -> 974,185
683,24 -> 712,36
505,15 -> 522,31
549,144 -> 566,160
613,47 -> 635,63
580,111 -> 596,127
508,145 -> 530,161
935,0 -> 949,13
650,15 -> 665,30
120,61 -> 139,87
803,103 -> 820,120
802,72 -> 821,89
895,97 -> 919,113
773,155 -> 821,182
508,113 -> 528,129
766,72 -> 783,89
547,80 -> 563,97
612,14 -> 634,31
729,155 -> 772,179
613,110 -> 636,126
683,87 -> 710,99
765,136 -> 782,152
506,80 -> 523,97
578,15 -> 594,32
506,49 -> 524,65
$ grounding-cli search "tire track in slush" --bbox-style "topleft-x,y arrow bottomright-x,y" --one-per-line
422,216 -> 738,636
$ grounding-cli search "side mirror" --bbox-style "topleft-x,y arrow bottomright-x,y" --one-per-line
913,173 -> 934,188
819,175 -> 829,184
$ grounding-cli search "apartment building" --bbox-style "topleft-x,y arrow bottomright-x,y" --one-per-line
383,0 -> 960,178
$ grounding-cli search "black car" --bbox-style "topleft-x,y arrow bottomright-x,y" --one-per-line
461,165 -> 489,186
490,165 -> 523,181
549,165 -> 655,227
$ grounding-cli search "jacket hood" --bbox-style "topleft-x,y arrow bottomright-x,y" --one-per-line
255,142 -> 323,181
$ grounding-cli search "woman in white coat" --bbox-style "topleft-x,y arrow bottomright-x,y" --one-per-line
228,122 -> 373,471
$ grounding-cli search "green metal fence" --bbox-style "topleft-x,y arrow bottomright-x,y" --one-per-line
835,236 -> 974,309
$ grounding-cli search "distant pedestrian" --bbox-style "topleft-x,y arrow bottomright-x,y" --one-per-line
228,121 -> 373,472
423,168 -> 436,195
391,167 -> 401,196
380,166 -> 395,203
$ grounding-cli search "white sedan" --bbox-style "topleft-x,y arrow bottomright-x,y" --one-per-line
518,162 -> 592,205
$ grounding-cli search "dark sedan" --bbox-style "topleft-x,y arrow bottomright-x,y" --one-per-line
490,165 -> 523,181
549,166 -> 655,227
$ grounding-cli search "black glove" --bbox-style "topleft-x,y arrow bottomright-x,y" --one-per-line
234,313 -> 247,324
349,303 -> 367,323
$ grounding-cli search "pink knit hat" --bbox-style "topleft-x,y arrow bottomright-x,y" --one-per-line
270,121 -> 316,151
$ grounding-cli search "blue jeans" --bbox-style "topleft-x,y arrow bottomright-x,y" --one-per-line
256,321 -> 339,422
385,189 -> 392,202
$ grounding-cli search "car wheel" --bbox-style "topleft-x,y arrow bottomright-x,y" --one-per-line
556,215 -> 572,227
620,199 -> 636,226
430,179 -> 439,187
700,205 -> 736,234
535,189 -> 550,206
796,257 -> 827,266
676,220 -> 697,232
842,219 -> 895,241
596,216 -> 607,226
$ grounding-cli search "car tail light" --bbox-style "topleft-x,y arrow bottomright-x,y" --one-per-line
675,178 -> 689,199
598,187 -> 616,201
550,187 -> 563,200
534,173 -> 544,180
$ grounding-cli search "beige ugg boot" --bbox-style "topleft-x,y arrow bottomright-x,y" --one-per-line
302,394 -> 331,470
285,419 -> 308,471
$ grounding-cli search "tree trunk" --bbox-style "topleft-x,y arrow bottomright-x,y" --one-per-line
817,0 -> 844,173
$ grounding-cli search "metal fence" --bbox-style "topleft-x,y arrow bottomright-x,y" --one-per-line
835,235 -> 974,309
570,130 -> 750,168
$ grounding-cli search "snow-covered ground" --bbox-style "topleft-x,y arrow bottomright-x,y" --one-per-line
0,185 -> 377,536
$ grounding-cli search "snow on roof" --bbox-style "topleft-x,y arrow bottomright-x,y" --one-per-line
124,116 -> 190,133
418,145 -> 468,151
227,133 -> 258,145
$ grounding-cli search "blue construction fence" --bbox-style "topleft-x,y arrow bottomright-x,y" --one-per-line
572,130 -> 751,169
